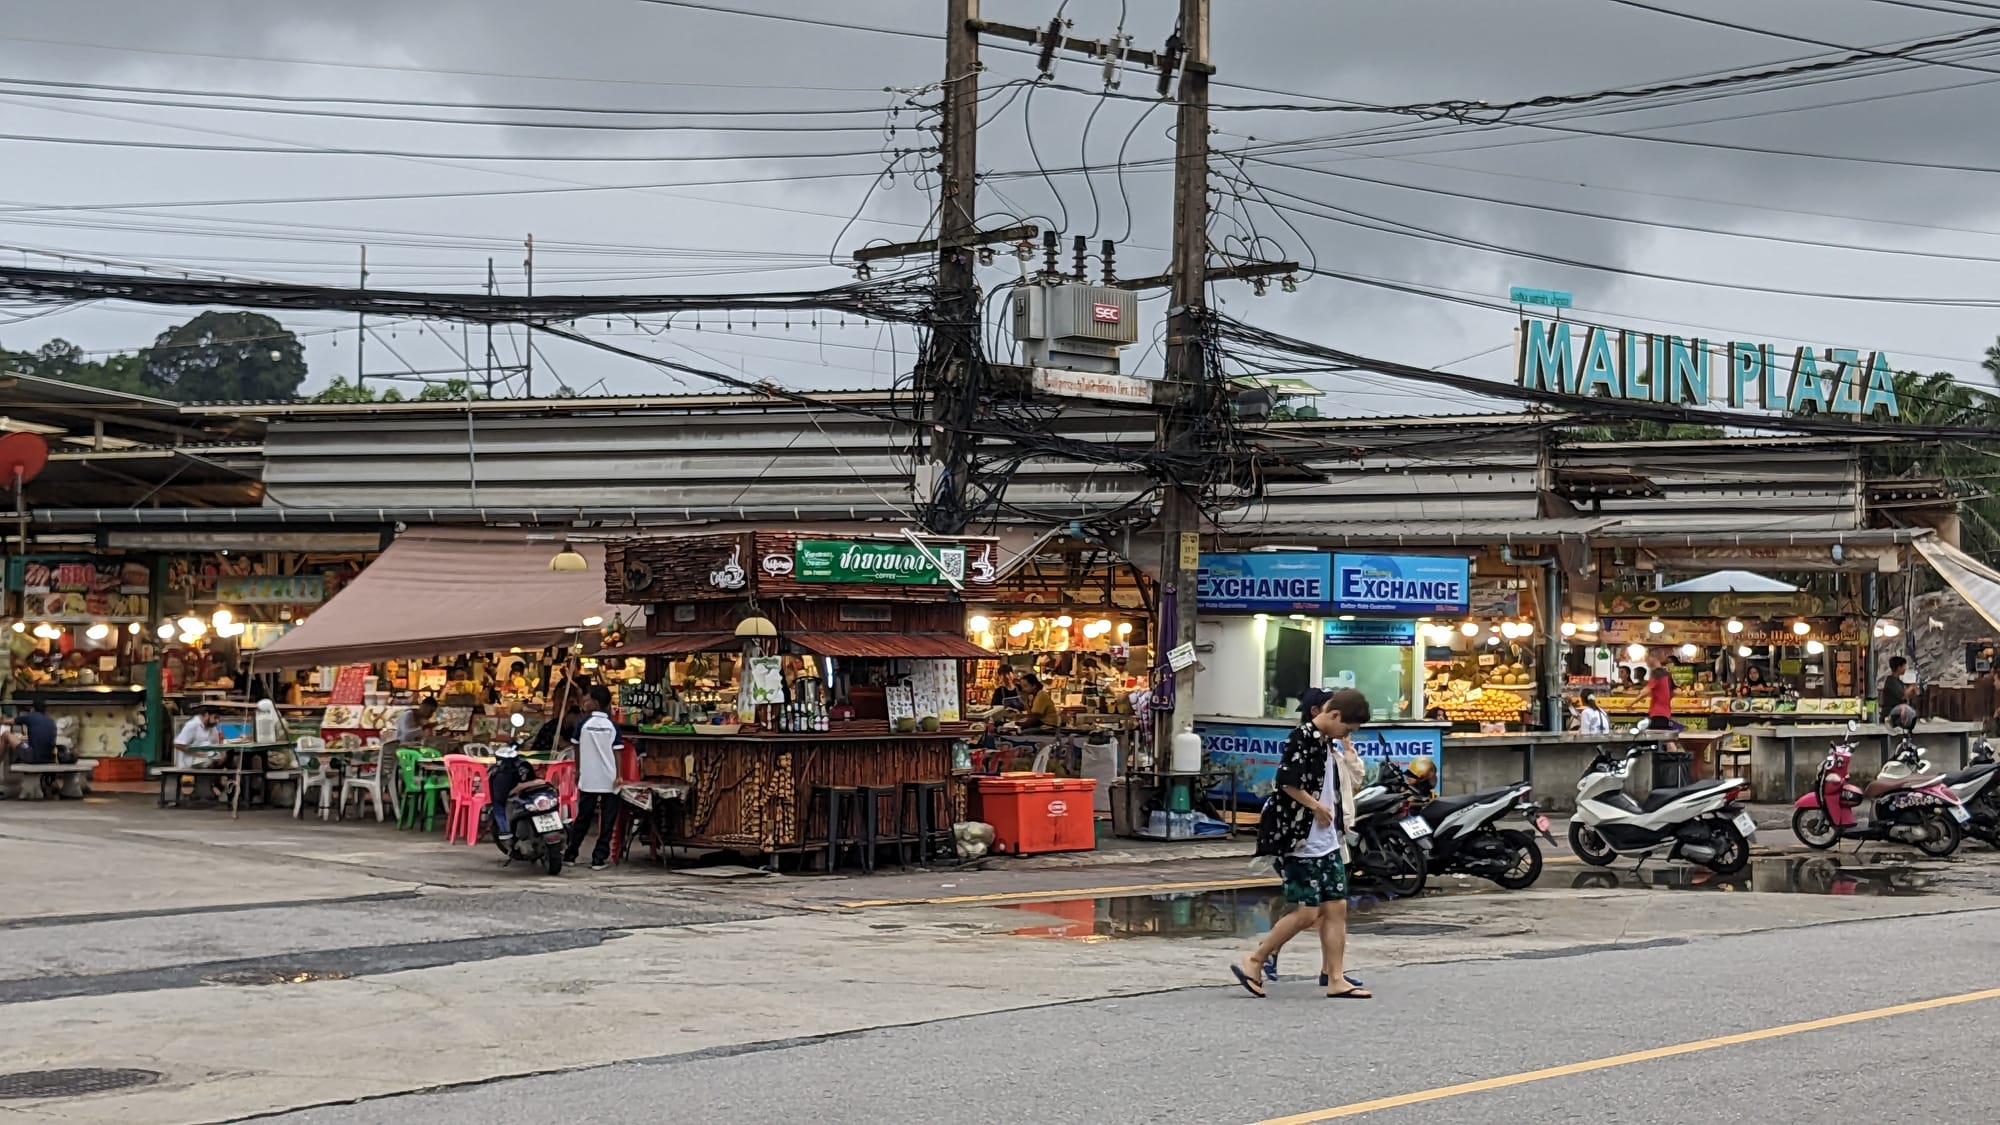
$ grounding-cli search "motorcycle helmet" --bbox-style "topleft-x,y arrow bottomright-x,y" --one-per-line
492,745 -> 520,759
1887,703 -> 1919,732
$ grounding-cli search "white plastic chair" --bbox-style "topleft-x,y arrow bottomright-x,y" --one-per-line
340,739 -> 393,822
291,736 -> 339,820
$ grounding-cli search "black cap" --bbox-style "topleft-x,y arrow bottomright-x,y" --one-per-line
1297,687 -> 1333,719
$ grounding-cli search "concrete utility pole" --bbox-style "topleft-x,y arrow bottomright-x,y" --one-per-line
1155,0 -> 1211,777
355,245 -> 367,392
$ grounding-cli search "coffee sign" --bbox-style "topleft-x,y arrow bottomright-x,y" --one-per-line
794,539 -> 966,585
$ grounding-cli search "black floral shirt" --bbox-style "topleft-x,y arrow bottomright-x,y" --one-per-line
1255,723 -> 1336,858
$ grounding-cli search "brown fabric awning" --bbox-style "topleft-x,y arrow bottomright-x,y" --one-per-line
600,632 -> 739,656
785,631 -> 992,660
252,528 -> 619,669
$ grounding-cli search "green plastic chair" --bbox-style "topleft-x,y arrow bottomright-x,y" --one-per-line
397,747 -> 451,832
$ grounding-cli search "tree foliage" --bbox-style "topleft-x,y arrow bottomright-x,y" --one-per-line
139,311 -> 306,401
1868,365 -> 2000,561
0,338 -> 150,395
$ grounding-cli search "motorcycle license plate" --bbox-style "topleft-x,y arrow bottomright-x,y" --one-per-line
531,813 -> 564,833
1398,815 -> 1432,839
1730,811 -> 1758,839
1533,814 -> 1552,834
1949,805 -> 1971,824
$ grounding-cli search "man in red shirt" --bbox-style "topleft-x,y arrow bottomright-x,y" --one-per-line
1648,651 -> 1684,749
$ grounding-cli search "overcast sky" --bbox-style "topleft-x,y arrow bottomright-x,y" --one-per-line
2,0 -> 1999,413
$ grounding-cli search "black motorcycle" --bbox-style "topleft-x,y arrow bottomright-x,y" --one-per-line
1348,767 -> 1433,898
1380,760 -> 1554,890
491,772 -> 569,876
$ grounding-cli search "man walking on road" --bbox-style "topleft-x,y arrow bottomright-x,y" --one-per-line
1233,688 -> 1372,1000
565,686 -> 620,871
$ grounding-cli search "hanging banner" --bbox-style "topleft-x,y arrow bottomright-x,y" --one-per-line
1322,620 -> 1417,647
794,540 -> 966,585
216,575 -> 326,605
1332,554 -> 1470,614
1196,552 -> 1332,612
1596,589 -> 1845,618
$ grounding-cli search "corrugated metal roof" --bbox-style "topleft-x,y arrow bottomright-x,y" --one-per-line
1215,518 -> 1611,545
602,632 -> 738,656
785,631 -> 991,660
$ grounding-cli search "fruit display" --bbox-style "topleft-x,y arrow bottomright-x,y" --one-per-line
1426,674 -> 1530,722
1483,662 -> 1535,687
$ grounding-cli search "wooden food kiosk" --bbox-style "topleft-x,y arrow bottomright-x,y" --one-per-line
603,530 -> 995,863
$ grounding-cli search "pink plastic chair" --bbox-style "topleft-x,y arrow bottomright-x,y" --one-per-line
441,754 -> 489,847
541,760 -> 579,820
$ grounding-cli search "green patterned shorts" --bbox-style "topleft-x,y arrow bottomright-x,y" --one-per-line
1279,853 -> 1349,906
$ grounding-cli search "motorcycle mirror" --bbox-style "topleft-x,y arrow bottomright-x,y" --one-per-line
1847,720 -> 1859,733
509,712 -> 527,729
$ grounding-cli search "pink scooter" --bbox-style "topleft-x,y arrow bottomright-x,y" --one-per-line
1791,723 -> 1967,857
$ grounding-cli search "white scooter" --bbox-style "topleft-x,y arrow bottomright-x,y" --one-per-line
1880,734 -> 2000,848
1569,727 -> 1756,875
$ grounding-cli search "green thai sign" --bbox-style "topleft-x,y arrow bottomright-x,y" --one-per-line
794,539 -> 965,585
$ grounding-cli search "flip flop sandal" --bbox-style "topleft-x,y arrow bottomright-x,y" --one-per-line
1326,986 -> 1374,1000
1318,973 -> 1365,988
1229,964 -> 1268,998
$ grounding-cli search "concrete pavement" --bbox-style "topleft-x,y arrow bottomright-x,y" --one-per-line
1,792 -> 1997,1123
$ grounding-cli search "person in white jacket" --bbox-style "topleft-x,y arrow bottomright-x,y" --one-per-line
1577,691 -> 1612,735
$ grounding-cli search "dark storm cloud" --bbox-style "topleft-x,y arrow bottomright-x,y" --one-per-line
3,0 -> 1998,400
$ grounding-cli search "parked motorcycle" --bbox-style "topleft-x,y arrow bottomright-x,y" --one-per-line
1568,746 -> 1755,874
1377,759 -> 1554,889
1942,738 -> 2000,847
1348,766 -> 1433,897
488,721 -> 568,875
1792,720 -> 1967,856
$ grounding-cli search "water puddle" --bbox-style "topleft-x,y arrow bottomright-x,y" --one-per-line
999,888 -> 1464,941
997,854 -> 1937,940
1565,856 -> 1936,896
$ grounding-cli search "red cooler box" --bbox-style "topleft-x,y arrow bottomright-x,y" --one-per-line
973,774 -> 1098,855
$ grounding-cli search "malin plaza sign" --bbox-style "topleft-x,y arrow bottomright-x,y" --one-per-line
1515,318 -> 1901,420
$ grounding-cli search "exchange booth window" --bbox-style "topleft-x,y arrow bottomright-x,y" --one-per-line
1262,618 -> 1314,719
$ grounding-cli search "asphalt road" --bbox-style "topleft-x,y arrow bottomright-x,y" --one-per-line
262,906 -> 1999,1125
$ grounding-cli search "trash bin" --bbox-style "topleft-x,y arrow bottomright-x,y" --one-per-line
1652,749 -> 1693,789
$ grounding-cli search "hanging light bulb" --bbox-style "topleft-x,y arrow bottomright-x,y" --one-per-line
1737,645 -> 1753,658
1500,622 -> 1520,639
1116,622 -> 1133,636
126,622 -> 141,635
1647,619 -> 1666,635
1559,621 -> 1578,638
1678,643 -> 1698,659
1806,639 -> 1826,655
85,623 -> 111,641
8,621 -> 21,634
178,616 -> 206,639
968,615 -> 991,633
211,607 -> 234,628
1626,643 -> 1647,661
157,622 -> 175,639
1460,622 -> 1479,637
1054,615 -> 1073,628
1486,634 -> 1501,646
1881,622 -> 1901,638
1792,620 -> 1812,637
1726,619 -> 1744,635
1516,621 -> 1533,638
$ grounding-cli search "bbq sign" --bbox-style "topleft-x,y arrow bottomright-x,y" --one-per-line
1516,318 -> 1900,419
1332,554 -> 1470,615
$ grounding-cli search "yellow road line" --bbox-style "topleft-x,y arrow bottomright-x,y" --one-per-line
834,876 -> 1277,909
1252,985 -> 2000,1124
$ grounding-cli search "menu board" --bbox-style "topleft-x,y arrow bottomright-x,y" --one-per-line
906,660 -> 961,722
885,684 -> 916,723
8,557 -> 151,623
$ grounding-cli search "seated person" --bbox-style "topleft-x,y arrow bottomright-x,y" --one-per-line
389,698 -> 438,749
174,704 -> 227,768
4,705 -> 57,765
487,745 -> 541,842
1017,674 -> 1060,730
